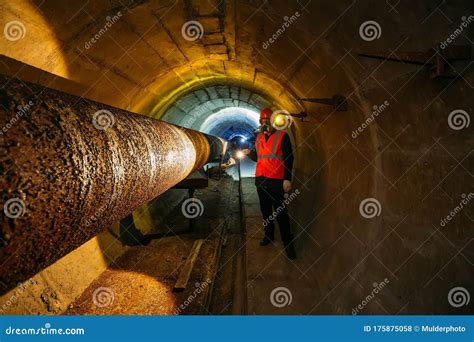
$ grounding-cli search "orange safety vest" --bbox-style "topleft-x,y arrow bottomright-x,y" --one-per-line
255,130 -> 286,179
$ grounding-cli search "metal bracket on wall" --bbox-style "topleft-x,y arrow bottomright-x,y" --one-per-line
289,111 -> 309,121
358,45 -> 472,79
299,94 -> 348,111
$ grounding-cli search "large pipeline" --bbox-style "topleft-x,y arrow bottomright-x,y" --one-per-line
0,76 -> 227,293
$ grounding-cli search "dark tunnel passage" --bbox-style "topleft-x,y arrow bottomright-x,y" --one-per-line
0,0 -> 473,316
159,85 -> 268,177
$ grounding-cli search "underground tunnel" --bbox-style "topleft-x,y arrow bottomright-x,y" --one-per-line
0,0 -> 473,318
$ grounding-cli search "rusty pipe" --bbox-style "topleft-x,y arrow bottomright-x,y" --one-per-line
0,76 -> 226,293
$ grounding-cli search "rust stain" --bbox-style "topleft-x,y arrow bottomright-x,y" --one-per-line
0,76 -> 226,293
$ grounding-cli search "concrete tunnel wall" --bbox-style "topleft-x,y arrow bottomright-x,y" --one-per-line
0,0 -> 473,314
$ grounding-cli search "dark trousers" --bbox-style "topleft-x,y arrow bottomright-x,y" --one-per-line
256,184 -> 293,245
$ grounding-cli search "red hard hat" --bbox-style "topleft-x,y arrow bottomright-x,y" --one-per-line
260,108 -> 272,123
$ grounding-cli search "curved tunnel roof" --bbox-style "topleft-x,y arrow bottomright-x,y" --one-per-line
0,0 -> 472,316
160,84 -> 264,138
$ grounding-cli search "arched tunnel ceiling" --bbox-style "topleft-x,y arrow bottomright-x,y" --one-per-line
3,0 -> 471,120
1,0 -> 312,115
198,107 -> 259,139
164,84 -> 270,117
160,84 -> 267,136
0,0 -> 473,316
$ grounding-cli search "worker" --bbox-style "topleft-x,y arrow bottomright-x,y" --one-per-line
242,108 -> 296,260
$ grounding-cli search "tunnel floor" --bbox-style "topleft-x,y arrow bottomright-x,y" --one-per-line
241,179 -> 316,314
62,175 -> 314,315
66,176 -> 241,315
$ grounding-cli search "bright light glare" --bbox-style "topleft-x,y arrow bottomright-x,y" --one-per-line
273,114 -> 286,127
235,150 -> 245,159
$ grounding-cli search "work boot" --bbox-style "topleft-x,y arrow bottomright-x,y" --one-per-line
260,236 -> 274,246
285,242 -> 297,260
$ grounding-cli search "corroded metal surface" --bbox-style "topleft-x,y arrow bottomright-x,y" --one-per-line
0,76 -> 226,293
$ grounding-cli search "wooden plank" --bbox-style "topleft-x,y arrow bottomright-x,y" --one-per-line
173,239 -> 204,292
